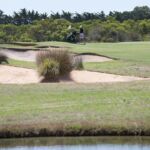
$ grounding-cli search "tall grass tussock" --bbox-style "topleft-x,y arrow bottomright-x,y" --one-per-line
36,49 -> 83,81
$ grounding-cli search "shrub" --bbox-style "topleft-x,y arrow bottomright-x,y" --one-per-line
72,56 -> 84,70
38,59 -> 59,81
0,53 -> 8,64
36,49 -> 73,75
36,49 -> 83,81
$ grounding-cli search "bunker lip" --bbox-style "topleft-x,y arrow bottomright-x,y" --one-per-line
75,52 -> 118,60
0,49 -> 113,62
0,65 -> 148,84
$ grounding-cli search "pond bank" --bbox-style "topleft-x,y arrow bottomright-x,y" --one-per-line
0,123 -> 150,138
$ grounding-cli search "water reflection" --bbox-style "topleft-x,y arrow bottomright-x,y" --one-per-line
0,136 -> 150,150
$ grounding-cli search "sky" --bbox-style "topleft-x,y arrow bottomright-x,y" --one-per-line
1,0 -> 150,15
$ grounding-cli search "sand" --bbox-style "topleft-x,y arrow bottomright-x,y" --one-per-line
0,49 -> 112,62
0,65 -> 146,84
0,65 -> 39,84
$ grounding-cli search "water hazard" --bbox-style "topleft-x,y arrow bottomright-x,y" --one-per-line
0,136 -> 150,150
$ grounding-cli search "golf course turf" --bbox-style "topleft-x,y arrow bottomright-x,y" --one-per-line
0,41 -> 150,137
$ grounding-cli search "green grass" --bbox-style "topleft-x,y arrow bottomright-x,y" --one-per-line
8,59 -> 36,69
84,60 -> 150,78
37,41 -> 150,63
0,81 -> 150,136
37,41 -> 150,77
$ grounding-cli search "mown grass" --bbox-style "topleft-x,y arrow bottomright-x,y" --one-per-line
84,60 -> 150,78
37,41 -> 150,77
8,59 -> 36,69
0,81 -> 150,136
37,41 -> 150,62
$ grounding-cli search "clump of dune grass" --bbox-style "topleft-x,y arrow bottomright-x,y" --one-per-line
36,49 -> 83,81
36,49 -> 73,75
73,56 -> 84,70
0,53 -> 8,64
38,59 -> 59,81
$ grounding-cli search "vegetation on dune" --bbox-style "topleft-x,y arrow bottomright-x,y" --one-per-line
0,6 -> 150,42
36,49 -> 83,81
38,59 -> 60,81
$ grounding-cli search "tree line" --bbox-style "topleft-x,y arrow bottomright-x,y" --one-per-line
0,6 -> 150,43
0,6 -> 150,24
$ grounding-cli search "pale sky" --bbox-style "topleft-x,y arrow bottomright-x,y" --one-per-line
1,0 -> 150,15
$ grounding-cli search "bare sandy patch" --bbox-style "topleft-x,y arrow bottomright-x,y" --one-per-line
69,70 -> 143,83
0,65 -> 147,84
0,49 -> 37,62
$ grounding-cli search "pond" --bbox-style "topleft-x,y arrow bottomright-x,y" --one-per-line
0,136 -> 150,150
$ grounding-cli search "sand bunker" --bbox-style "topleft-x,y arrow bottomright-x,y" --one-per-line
0,49 -> 112,62
0,65 -> 39,84
0,49 -> 37,62
0,65 -> 146,84
70,70 -> 143,83
75,55 -> 112,62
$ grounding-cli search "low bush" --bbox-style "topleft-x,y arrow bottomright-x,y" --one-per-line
0,53 -> 8,64
73,56 -> 84,70
36,49 -> 83,81
36,49 -> 73,75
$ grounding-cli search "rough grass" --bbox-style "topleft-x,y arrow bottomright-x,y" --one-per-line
0,81 -> 150,137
